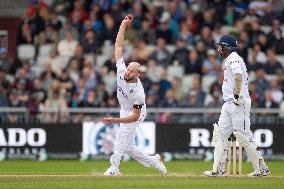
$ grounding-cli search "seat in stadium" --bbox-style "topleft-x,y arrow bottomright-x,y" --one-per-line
276,55 -> 284,68
166,45 -> 176,54
202,75 -> 217,93
38,44 -> 53,57
181,74 -> 195,93
167,62 -> 184,81
17,44 -> 35,60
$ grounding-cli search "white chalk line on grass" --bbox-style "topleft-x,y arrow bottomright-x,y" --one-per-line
0,174 -> 283,178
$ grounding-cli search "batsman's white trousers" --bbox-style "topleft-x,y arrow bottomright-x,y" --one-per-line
218,97 -> 253,140
110,109 -> 155,167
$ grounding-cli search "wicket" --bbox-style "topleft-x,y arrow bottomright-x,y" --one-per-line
227,134 -> 243,176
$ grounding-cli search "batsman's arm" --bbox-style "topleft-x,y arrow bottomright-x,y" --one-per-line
233,73 -> 242,97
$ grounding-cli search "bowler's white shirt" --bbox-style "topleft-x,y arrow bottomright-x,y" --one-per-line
222,52 -> 249,101
116,58 -> 146,120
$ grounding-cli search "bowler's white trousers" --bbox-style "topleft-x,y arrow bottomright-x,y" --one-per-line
218,97 -> 253,140
110,109 -> 156,167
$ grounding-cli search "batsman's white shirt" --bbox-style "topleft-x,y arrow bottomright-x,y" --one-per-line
218,52 -> 253,140
222,52 -> 249,101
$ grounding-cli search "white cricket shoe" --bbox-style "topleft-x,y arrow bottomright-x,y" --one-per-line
203,170 -> 227,177
246,170 -> 262,177
247,167 -> 270,177
153,154 -> 167,176
261,167 -> 270,176
104,166 -> 121,176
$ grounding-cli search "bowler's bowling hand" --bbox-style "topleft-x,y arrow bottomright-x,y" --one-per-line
102,117 -> 115,124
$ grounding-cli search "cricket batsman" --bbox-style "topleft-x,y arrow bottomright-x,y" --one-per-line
102,14 -> 167,176
204,35 -> 270,177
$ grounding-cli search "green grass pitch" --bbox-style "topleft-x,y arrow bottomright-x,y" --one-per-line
0,160 -> 283,189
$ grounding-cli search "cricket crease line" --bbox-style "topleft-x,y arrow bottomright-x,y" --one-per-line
0,174 -> 283,178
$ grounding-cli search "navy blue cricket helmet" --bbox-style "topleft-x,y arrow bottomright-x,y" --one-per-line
217,35 -> 238,51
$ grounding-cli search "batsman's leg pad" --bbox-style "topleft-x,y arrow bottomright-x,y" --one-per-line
212,123 -> 228,173
233,131 -> 266,173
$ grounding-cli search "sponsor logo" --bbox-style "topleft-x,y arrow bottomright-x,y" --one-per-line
0,128 -> 46,147
83,122 -> 156,155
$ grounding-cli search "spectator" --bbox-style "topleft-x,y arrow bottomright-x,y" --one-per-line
184,50 -> 202,75
0,48 -> 13,73
248,19 -> 264,46
202,49 -> 221,76
31,77 -> 46,104
89,8 -> 103,33
139,66 -> 152,94
103,48 -> 116,73
205,90 -> 222,108
159,68 -> 172,98
40,63 -> 57,91
68,58 -> 80,83
134,39 -> 151,64
210,72 -> 223,95
38,24 -> 58,45
199,26 -> 215,49
71,45 -> 85,68
146,93 -> 159,107
150,38 -> 172,66
58,69 -> 75,98
182,90 -> 203,108
13,78 -> 30,106
269,79 -> 283,105
82,89 -> 100,107
100,66 -> 116,95
96,82 -> 109,107
190,75 -> 206,107
0,68 -> 10,107
259,90 -> 279,108
57,31 -> 78,57
146,59 -> 163,82
158,88 -> 179,107
254,68 -> 270,102
80,29 -> 99,54
249,81 -> 261,108
264,48 -> 283,75
248,43 -> 267,64
69,0 -> 88,25
46,12 -> 62,31
156,12 -> 174,44
249,0 -> 270,17
223,2 -> 237,26
137,20 -> 156,44
101,15 -> 117,44
267,18 -> 283,54
15,60 -> 36,80
171,77 -> 185,102
8,89 -> 25,107
179,19 -> 195,46
43,80 -> 68,122
68,91 -> 83,108
200,9 -> 215,30
59,19 -> 79,40
172,38 -> 189,66
81,66 -> 98,93
17,23 -> 34,45
148,82 -> 161,99
44,48 -> 64,76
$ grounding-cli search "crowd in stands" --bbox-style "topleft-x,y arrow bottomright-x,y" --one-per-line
0,0 -> 284,122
